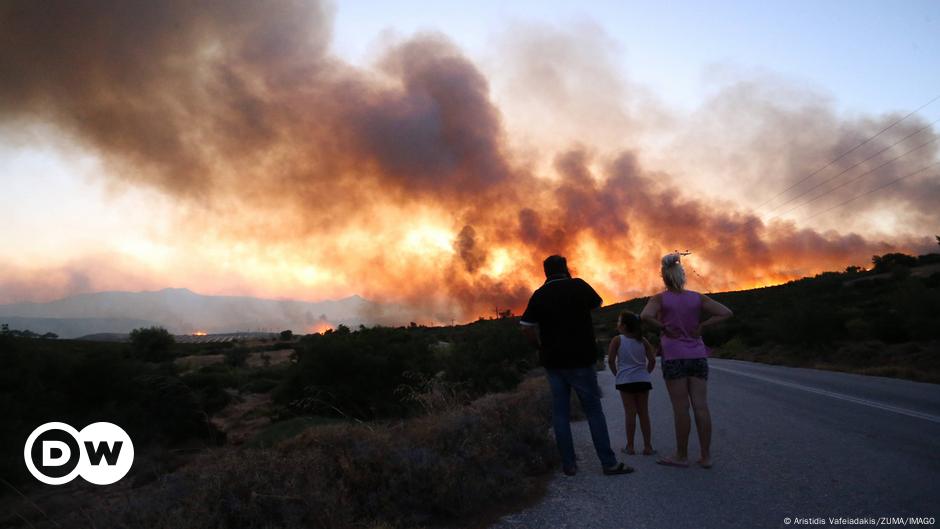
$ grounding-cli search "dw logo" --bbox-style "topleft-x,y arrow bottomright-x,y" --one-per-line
23,422 -> 134,485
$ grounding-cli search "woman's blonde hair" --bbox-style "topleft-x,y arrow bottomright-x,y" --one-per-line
661,253 -> 686,291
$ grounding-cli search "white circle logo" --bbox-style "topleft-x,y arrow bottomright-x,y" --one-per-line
24,422 -> 134,485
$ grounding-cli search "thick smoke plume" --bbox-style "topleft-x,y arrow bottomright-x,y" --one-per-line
1,1 -> 935,320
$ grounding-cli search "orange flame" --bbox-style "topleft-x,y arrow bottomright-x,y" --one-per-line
305,321 -> 333,335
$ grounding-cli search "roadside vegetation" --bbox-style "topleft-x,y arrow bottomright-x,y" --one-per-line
1,319 -> 553,529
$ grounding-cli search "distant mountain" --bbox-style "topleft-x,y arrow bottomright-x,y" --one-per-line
0,317 -> 161,339
0,288 -> 398,338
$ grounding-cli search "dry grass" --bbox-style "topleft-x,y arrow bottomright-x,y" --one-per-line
246,349 -> 294,368
173,349 -> 292,373
210,392 -> 274,445
174,353 -> 225,371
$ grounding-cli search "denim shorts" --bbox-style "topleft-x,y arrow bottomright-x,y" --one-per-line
662,358 -> 709,380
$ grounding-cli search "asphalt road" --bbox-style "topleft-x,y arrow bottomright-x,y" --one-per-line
492,359 -> 940,529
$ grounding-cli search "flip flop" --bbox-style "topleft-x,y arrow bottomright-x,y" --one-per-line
621,447 -> 636,455
656,457 -> 690,468
697,460 -> 713,469
642,449 -> 658,456
602,462 -> 635,475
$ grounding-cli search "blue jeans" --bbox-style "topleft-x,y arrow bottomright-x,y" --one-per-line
546,367 -> 618,470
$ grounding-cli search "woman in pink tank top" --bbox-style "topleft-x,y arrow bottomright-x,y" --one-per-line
641,252 -> 732,469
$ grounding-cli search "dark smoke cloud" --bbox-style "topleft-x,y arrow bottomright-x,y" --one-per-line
1,1 -> 934,318
454,225 -> 486,273
1,1 -> 333,195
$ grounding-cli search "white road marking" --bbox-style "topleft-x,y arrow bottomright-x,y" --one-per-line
711,364 -> 940,424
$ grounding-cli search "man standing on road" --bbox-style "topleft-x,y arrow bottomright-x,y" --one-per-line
520,255 -> 632,476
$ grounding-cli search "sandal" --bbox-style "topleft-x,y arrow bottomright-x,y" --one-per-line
602,462 -> 634,475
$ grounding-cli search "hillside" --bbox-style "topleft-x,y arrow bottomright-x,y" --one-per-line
0,316 -> 162,338
0,288 -> 399,337
595,253 -> 940,383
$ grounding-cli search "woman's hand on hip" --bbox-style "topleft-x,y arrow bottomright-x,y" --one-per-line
661,325 -> 682,339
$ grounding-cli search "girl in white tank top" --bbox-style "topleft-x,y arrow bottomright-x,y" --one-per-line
607,311 -> 657,456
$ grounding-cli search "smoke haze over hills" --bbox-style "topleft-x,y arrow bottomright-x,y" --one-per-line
0,288 -> 392,338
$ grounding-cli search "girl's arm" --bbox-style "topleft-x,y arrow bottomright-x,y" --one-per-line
642,337 -> 656,373
607,336 -> 620,375
695,294 -> 734,336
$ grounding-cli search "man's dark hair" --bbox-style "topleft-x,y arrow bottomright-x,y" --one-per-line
543,255 -> 570,278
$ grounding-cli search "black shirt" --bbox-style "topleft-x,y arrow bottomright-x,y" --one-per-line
520,276 -> 603,368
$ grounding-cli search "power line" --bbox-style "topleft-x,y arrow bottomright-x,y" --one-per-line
688,265 -> 714,294
770,134 -> 940,220
766,116 -> 940,215
756,93 -> 940,210
801,161 -> 940,222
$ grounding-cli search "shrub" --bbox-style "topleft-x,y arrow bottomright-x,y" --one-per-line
225,346 -> 250,367
0,339 -> 220,486
713,337 -> 747,358
274,321 -> 535,421
130,326 -> 176,362
275,327 -> 436,420
872,253 -> 917,273
917,253 -> 940,265
441,320 -> 536,395
766,304 -> 846,345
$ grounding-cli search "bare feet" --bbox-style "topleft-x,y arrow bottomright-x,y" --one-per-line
656,455 -> 690,467
642,447 -> 657,456
621,446 -> 636,455
697,457 -> 712,469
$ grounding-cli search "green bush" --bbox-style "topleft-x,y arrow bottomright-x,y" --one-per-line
872,252 -> 917,273
130,326 -> 176,362
0,338 -> 220,485
765,304 -> 846,345
441,320 -> 535,394
274,327 -> 435,419
274,321 -> 535,421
